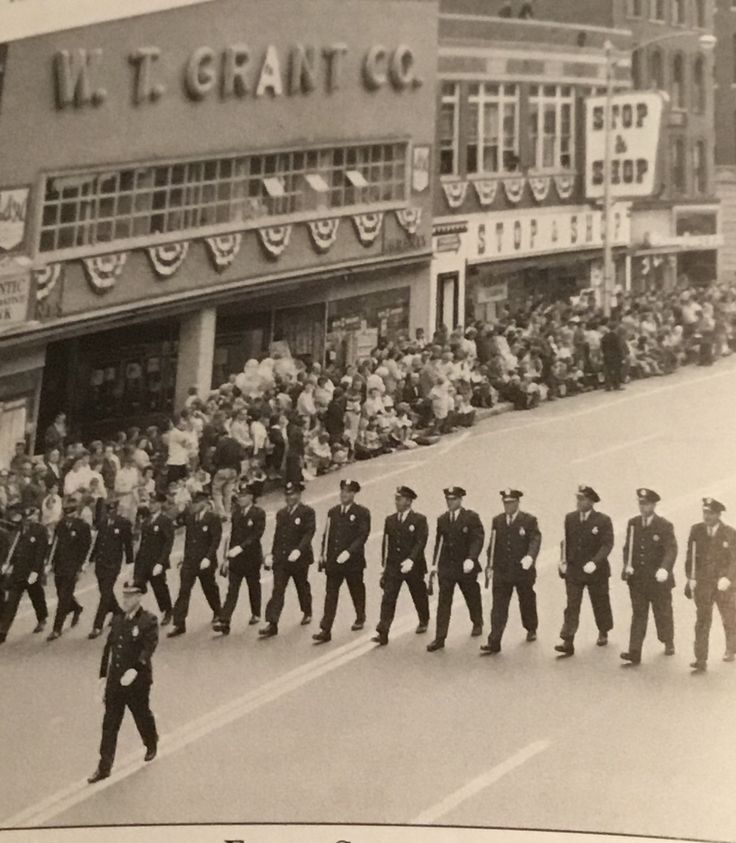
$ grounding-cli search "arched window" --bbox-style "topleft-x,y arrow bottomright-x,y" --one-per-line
632,50 -> 643,89
693,55 -> 705,113
672,53 -> 686,109
649,49 -> 664,90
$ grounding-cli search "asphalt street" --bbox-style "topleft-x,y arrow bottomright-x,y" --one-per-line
2,359 -> 736,840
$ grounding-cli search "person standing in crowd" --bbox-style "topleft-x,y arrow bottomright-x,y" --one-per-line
620,489 -> 677,666
0,504 -> 49,644
165,414 -> 197,484
427,487 -> 485,652
89,497 -> 134,640
285,415 -> 306,485
47,496 -> 92,641
87,581 -> 159,784
685,498 -> 736,672
481,489 -> 541,656
373,486 -> 429,646
314,480 -> 371,644
168,491 -> 222,638
210,429 -> 243,520
216,482 -> 266,635
600,319 -> 627,391
133,493 -> 174,627
44,413 -> 68,453
260,481 -> 314,638
555,486 -> 614,657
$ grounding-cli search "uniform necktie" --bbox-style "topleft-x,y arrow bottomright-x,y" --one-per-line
708,526 -> 714,538
451,511 -> 456,523
342,506 -> 347,516
507,515 -> 512,527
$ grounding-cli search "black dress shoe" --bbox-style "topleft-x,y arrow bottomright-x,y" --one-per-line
426,639 -> 445,652
71,606 -> 83,628
33,621 -> 47,634
620,652 -> 641,665
372,633 -> 388,646
596,633 -> 609,647
300,614 -> 312,626
249,615 -> 260,626
480,644 -> 501,655
351,620 -> 365,631
211,615 -> 221,628
166,626 -> 186,638
312,630 -> 331,644
258,624 -> 278,638
690,661 -> 707,672
160,612 -> 172,627
471,624 -> 483,637
87,768 -> 110,784
215,624 -> 230,636
664,643 -> 675,656
415,623 -> 428,634
555,641 -> 575,656
47,630 -> 61,642
526,631 -> 537,642
0,634 -> 7,645
144,745 -> 157,763
88,628 -> 102,640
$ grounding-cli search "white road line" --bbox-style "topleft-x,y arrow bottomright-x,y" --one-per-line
411,740 -> 551,825
570,432 -> 662,465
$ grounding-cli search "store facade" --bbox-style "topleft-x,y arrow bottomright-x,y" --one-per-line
0,0 -> 438,447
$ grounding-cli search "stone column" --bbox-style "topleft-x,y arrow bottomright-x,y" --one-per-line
174,307 -> 216,410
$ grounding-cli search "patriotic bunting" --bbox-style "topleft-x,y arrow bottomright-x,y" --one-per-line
502,176 -> 525,204
528,175 -> 551,203
82,253 -> 128,293
146,242 -> 189,278
554,173 -> 576,200
442,180 -> 468,209
351,212 -> 384,247
307,218 -> 340,254
204,233 -> 243,272
395,207 -> 423,236
33,263 -> 63,301
257,225 -> 292,259
473,179 -> 499,207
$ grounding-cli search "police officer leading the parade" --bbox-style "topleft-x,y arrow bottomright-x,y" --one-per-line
88,580 -> 159,783
481,489 -> 541,656
314,479 -> 371,644
685,497 -> 736,672
372,485 -> 430,646
427,487 -> 485,652
555,485 -> 614,657
620,488 -> 677,666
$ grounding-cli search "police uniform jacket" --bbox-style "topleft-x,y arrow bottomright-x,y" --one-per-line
622,514 -> 677,588
382,510 -> 428,577
434,508 -> 485,579
489,511 -> 541,584
91,515 -> 134,574
51,516 -> 92,577
6,523 -> 48,585
99,606 -> 159,690
272,503 -> 315,568
228,505 -> 266,572
685,521 -> 736,584
322,503 -> 371,574
563,510 -> 613,584
180,510 -> 222,569
0,527 -> 10,571
134,512 -> 175,581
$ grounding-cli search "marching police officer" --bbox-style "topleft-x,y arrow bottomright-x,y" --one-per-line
685,497 -> 736,672
481,489 -> 541,655
0,504 -> 49,644
314,479 -> 371,644
555,485 -> 614,657
168,491 -> 223,637
427,487 -> 485,652
89,497 -> 134,640
216,482 -> 266,635
260,481 -> 315,638
620,488 -> 677,666
133,493 -> 174,626
88,580 -> 159,783
47,496 -> 92,641
372,486 -> 429,646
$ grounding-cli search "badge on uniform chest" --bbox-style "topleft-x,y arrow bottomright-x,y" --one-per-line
202,526 -> 209,533
247,519 -> 253,527
132,626 -> 139,638
294,517 -> 301,525
114,528 -> 120,535
519,527 -> 526,537
153,525 -> 160,533
349,514 -> 356,522
462,526 -> 468,534
409,524 -> 415,532
591,526 -> 599,535
653,534 -> 660,542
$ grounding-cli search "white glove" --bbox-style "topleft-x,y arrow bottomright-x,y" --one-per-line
400,558 -> 414,574
337,550 -> 350,565
264,554 -> 273,571
718,577 -> 731,592
120,668 -> 137,687
288,549 -> 301,563
199,558 -> 211,571
655,568 -> 668,584
559,562 -> 568,575
0,564 -> 9,576
520,555 -> 533,571
583,561 -> 596,575
27,571 -> 39,585
152,563 -> 163,577
688,578 -> 697,590
462,558 -> 474,574
227,546 -> 241,559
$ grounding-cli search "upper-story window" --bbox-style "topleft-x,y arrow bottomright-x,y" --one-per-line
672,53 -> 686,108
652,0 -> 667,21
528,85 -> 575,171
649,49 -> 665,89
632,50 -> 643,89
466,83 -> 520,176
694,0 -> 706,27
693,139 -> 707,194
671,136 -> 687,193
692,55 -> 706,113
672,0 -> 686,25
439,82 -> 460,177
627,0 -> 644,16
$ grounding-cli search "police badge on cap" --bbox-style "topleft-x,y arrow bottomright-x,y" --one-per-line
340,479 -> 361,493
500,489 -> 523,502
576,485 -> 600,503
637,488 -> 661,504
122,580 -> 146,595
443,486 -> 466,498
703,497 -> 726,513
284,481 -> 305,494
395,485 -> 418,501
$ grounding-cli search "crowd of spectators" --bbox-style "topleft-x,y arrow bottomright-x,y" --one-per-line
2,280 -> 734,532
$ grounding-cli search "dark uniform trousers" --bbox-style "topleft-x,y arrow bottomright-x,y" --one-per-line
694,583 -> 736,662
91,517 -> 134,631
377,571 -> 429,634
172,564 -> 221,628
433,508 -> 485,641
172,511 -> 223,628
560,510 -> 614,641
100,682 -> 158,774
319,503 -> 371,633
0,581 -> 47,635
265,503 -> 316,626
93,570 -> 123,631
0,524 -> 50,634
222,569 -> 262,621
53,575 -> 83,633
628,583 -> 673,653
220,506 -> 265,623
491,581 -> 537,642
147,573 -> 173,615
50,518 -> 92,633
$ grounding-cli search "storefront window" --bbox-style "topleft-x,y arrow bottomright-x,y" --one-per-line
439,82 -> 460,176
466,83 -> 519,175
528,85 -> 575,171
